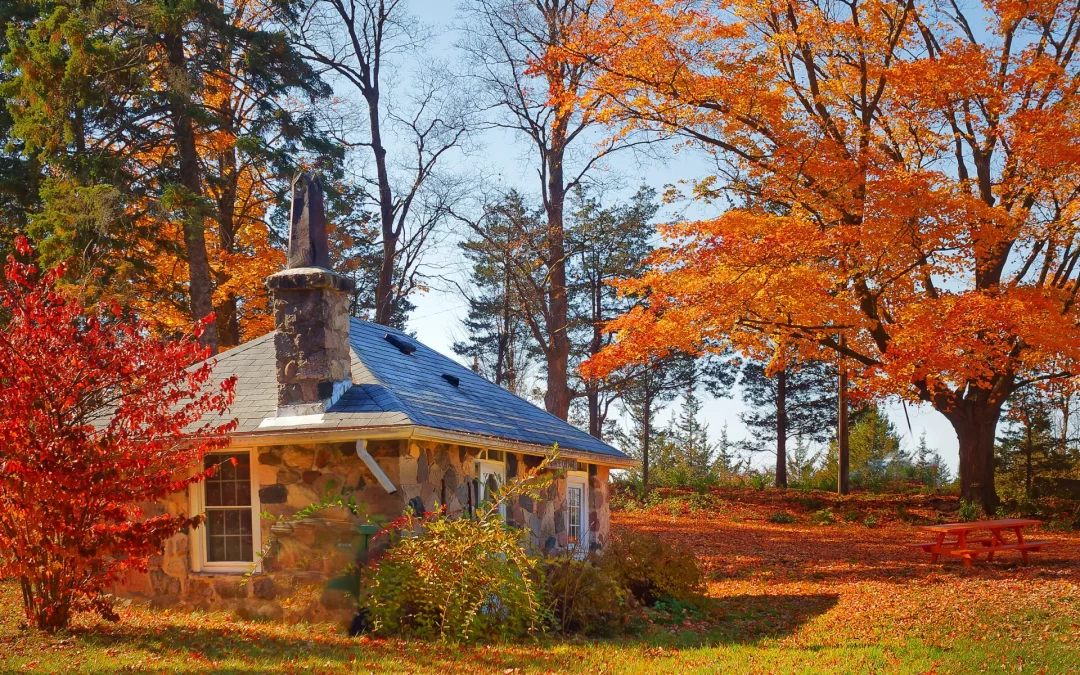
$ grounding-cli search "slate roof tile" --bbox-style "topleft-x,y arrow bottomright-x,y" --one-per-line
201,319 -> 629,462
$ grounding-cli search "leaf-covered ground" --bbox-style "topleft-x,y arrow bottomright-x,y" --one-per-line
2,489 -> 1079,674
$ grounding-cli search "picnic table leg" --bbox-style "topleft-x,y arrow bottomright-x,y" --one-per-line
1014,527 -> 1030,565
958,531 -> 974,567
930,532 -> 945,563
986,528 -> 1005,562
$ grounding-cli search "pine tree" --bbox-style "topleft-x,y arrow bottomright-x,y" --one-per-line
821,406 -> 908,488
997,389 -> 1072,500
567,186 -> 658,437
787,436 -> 820,487
913,433 -> 952,488
453,191 -> 542,397
3,0 -> 333,345
739,357 -> 837,487
713,423 -> 739,475
612,354 -> 697,495
665,389 -> 716,483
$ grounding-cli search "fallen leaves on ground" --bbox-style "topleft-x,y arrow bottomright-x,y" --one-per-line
0,488 -> 1077,674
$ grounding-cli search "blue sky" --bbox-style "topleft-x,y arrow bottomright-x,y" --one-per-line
369,0 -> 962,471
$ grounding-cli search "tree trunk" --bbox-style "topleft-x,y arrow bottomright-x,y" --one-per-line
215,156 -> 241,349
946,401 -> 1002,515
366,87 -> 398,327
641,398 -> 651,497
776,368 -> 788,488
837,338 -> 849,495
543,143 -> 572,420
164,29 -> 218,354
587,289 -> 605,438
1025,423 -> 1033,498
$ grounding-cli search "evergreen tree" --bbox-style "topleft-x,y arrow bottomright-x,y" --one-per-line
739,357 -> 837,487
821,406 -> 908,488
0,0 -> 39,240
913,432 -> 952,488
713,423 -> 739,475
612,354 -> 697,495
664,389 -> 716,483
3,0 -> 333,346
997,389 -> 1072,500
453,192 -> 541,397
786,436 -> 820,487
567,186 -> 658,437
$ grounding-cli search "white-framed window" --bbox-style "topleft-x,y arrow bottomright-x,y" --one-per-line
566,471 -> 589,551
189,447 -> 262,574
474,450 -> 506,517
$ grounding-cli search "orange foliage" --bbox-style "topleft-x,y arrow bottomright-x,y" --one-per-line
129,0 -> 284,345
572,0 -> 1080,392
561,0 -> 1080,504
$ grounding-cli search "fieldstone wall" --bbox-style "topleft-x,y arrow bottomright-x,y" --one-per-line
116,440 -> 613,624
505,453 -> 611,553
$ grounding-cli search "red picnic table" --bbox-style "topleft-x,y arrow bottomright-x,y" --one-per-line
907,518 -> 1052,567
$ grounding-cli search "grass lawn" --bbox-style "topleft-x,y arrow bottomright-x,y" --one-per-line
2,489 -> 1079,674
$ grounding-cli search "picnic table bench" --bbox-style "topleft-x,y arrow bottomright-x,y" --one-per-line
907,518 -> 1051,567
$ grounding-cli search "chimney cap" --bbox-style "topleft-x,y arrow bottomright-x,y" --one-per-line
287,172 -> 331,269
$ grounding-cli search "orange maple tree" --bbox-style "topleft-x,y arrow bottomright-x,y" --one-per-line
568,0 -> 1080,510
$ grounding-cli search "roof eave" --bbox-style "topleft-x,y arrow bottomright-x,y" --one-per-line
226,423 -> 638,469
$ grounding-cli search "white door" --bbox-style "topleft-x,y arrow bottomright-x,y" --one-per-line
566,473 -> 588,552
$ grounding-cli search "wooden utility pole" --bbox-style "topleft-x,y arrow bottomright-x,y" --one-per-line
837,333 -> 850,495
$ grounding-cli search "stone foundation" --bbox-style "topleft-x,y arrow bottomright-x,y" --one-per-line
116,439 -> 612,624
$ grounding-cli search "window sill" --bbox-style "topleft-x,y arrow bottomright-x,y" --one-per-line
192,564 -> 259,576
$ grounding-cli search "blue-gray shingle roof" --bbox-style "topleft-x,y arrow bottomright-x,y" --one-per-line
206,318 -> 630,463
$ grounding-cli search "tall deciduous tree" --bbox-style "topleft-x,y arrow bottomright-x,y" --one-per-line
461,0 -> 647,420
572,0 -> 1080,512
0,238 -> 236,631
292,0 -> 471,327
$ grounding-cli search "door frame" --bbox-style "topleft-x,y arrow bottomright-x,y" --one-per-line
565,470 -> 589,552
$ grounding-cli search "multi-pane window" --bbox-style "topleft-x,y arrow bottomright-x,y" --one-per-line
203,453 -> 253,563
567,484 -> 583,544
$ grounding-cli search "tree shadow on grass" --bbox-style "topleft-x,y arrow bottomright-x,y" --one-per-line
23,593 -> 838,674
696,593 -> 839,645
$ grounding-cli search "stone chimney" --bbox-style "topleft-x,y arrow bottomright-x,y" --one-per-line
266,173 -> 355,416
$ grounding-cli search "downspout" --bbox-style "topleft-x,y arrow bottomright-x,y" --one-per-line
356,439 -> 397,493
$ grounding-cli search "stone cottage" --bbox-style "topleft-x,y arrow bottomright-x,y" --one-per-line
117,174 -> 634,621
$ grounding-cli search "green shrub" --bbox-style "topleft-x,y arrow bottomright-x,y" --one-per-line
544,556 -> 630,636
957,499 -> 981,522
600,530 -> 702,606
809,508 -> 836,525
767,510 -> 796,524
362,457 -> 553,642
863,514 -> 879,529
1045,517 -> 1075,533
842,510 -> 861,523
362,511 -> 544,642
